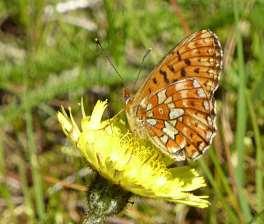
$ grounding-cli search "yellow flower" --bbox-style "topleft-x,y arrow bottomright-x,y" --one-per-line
57,100 -> 209,208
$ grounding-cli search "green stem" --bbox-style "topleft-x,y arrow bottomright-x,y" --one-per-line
25,109 -> 45,221
233,0 -> 252,221
199,159 -> 238,223
16,156 -> 34,223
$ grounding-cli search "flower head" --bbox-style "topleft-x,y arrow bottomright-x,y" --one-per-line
57,100 -> 209,208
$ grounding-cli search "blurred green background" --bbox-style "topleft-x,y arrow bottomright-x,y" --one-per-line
0,0 -> 264,223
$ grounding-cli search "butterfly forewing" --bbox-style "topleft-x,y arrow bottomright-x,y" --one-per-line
132,29 -> 223,104
125,29 -> 223,161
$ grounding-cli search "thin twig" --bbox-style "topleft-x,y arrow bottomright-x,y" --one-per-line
44,176 -> 87,192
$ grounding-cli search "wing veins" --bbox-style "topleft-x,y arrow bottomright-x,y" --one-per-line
183,113 -> 215,132
178,120 -> 209,146
147,105 -> 212,120
172,45 -> 219,58
166,121 -> 202,156
145,95 -> 211,113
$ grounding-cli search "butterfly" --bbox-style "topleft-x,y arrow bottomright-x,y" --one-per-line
124,29 -> 223,161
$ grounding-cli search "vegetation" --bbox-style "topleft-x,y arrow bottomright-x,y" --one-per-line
0,0 -> 263,223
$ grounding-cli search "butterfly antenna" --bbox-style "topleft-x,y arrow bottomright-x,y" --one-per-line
95,38 -> 124,84
95,38 -> 126,127
133,48 -> 152,87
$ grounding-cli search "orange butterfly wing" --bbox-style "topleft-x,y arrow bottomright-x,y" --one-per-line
132,29 -> 223,104
125,29 -> 223,161
137,78 -> 216,161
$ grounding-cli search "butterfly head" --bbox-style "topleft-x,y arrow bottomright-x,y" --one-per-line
123,87 -> 148,139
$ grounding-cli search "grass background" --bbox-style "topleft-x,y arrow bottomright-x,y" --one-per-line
0,0 -> 264,223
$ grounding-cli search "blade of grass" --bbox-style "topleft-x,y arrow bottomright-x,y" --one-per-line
23,51 -> 46,221
199,159 -> 239,223
233,0 -> 252,221
246,92 -> 263,223
16,155 -> 34,224
25,107 -> 45,221
209,150 -> 240,214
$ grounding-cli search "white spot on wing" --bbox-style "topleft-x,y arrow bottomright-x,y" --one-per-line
209,132 -> 216,144
207,116 -> 213,126
140,98 -> 147,107
160,135 -> 168,144
157,89 -> 167,104
146,103 -> 152,111
197,88 -> 206,98
193,79 -> 201,88
202,145 -> 210,153
146,118 -> 157,126
198,142 -> 206,151
206,131 -> 213,141
208,68 -> 216,75
169,108 -> 184,119
191,151 -> 200,159
162,121 -> 178,139
203,100 -> 209,110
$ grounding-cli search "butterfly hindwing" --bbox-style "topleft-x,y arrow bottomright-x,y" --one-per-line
137,78 -> 216,161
